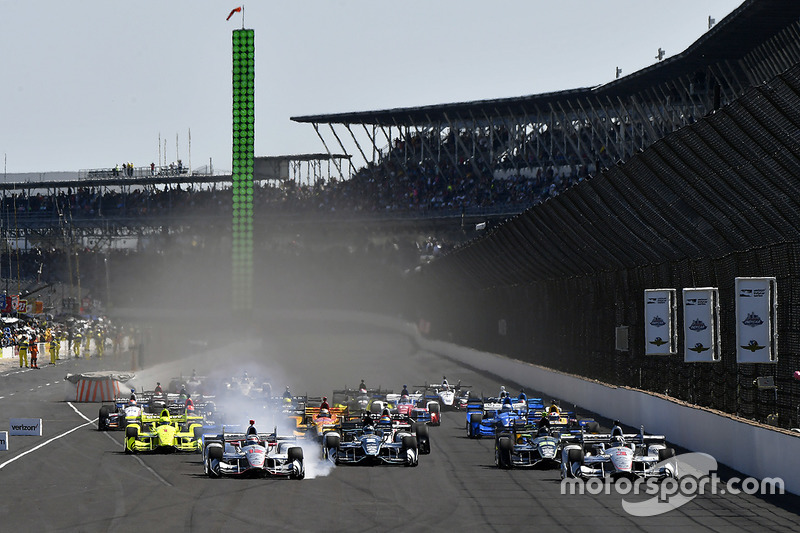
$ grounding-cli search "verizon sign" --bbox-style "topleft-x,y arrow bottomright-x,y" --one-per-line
0,431 -> 7,451
9,418 -> 42,436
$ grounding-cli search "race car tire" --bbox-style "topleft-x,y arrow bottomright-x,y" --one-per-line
429,402 -> 441,415
324,434 -> 340,463
468,412 -> 483,438
658,448 -> 676,461
416,424 -> 431,455
584,421 -> 600,434
206,456 -> 221,478
402,436 -> 418,467
288,446 -> 304,462
193,426 -> 203,439
370,402 -> 383,415
208,444 -> 223,461
290,460 -> 305,480
124,426 -> 138,454
566,447 -> 584,476
496,436 -> 512,469
98,406 -> 110,431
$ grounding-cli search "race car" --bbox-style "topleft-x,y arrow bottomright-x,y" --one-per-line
560,426 -> 677,480
495,424 -> 562,469
321,417 -> 419,467
417,378 -> 471,410
98,396 -> 145,431
202,428 -> 305,479
466,396 -> 540,438
123,408 -> 204,453
385,392 -> 441,426
289,400 -> 349,441
332,386 -> 392,413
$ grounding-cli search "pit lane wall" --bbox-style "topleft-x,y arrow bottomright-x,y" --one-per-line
292,309 -> 800,495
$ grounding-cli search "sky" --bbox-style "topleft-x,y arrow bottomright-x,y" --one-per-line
0,0 -> 743,175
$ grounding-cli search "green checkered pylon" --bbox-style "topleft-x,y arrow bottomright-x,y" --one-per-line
232,29 -> 254,312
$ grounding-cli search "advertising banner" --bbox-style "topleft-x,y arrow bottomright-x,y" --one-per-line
644,289 -> 676,355
34,301 -> 43,314
1,296 -> 11,313
9,418 -> 42,436
683,288 -> 721,362
11,295 -> 19,311
0,431 -> 7,451
736,277 -> 777,363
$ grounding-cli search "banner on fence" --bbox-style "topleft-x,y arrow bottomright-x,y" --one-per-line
644,289 -> 677,355
683,287 -> 721,362
735,277 -> 777,363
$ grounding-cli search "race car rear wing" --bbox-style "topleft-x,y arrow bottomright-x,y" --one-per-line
561,426 -> 666,445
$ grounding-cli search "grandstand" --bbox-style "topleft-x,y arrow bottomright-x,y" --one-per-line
292,0 -> 800,210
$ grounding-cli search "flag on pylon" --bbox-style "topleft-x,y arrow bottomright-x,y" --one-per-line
226,6 -> 242,21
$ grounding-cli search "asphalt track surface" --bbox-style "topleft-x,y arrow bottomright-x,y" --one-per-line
1,318 -> 799,532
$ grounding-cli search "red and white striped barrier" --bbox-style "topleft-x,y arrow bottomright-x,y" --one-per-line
73,378 -> 123,402
64,371 -> 135,402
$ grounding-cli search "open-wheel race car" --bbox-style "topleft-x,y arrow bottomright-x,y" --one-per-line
321,414 -> 427,466
123,409 -> 204,453
202,427 -> 305,479
416,377 -> 471,410
494,423 -> 563,469
385,391 -> 441,426
465,396 -> 541,438
560,425 -> 677,480
98,395 -> 146,431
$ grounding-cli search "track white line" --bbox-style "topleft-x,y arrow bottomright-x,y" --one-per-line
0,419 -> 94,471
68,401 -> 94,423
100,431 -> 173,487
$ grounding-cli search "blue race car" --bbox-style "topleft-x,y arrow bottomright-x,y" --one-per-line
466,396 -> 543,438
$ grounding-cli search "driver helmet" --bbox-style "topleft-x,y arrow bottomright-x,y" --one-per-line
363,423 -> 375,434
246,434 -> 259,445
380,409 -> 391,423
611,435 -> 625,446
501,398 -> 513,412
129,398 -> 137,406
538,426 -> 549,437
318,408 -> 330,418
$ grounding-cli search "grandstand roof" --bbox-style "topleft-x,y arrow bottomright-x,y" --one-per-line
291,0 -> 800,126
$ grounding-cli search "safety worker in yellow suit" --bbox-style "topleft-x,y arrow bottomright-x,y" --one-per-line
73,331 -> 82,358
18,333 -> 29,368
57,330 -> 65,359
96,330 -> 104,359
47,329 -> 57,365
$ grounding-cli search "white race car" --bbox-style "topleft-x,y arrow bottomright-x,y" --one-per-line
418,378 -> 470,410
560,426 -> 676,480
203,428 -> 305,479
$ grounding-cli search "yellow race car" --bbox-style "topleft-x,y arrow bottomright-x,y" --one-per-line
124,409 -> 204,453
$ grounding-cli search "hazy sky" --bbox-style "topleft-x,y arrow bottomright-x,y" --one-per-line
0,0 -> 742,175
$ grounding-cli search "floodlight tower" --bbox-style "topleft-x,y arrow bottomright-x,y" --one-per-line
231,28 -> 255,313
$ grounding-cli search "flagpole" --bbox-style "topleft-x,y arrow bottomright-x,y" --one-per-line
242,5 -> 245,29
